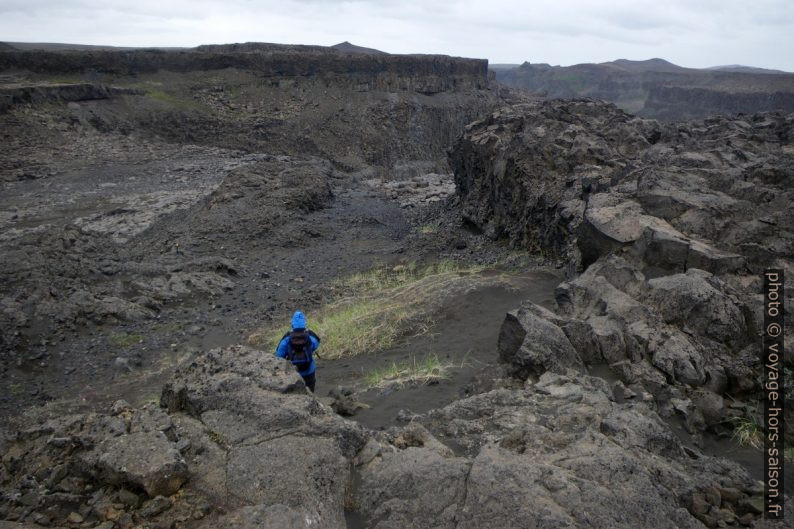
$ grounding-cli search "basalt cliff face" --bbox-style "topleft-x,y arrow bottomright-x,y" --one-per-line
0,47 -> 488,93
494,60 -> 794,120
0,44 -> 495,183
644,85 -> 794,121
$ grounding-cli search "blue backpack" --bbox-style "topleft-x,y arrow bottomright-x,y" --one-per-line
282,329 -> 320,367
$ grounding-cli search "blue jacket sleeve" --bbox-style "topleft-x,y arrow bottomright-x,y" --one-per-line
310,335 -> 320,353
275,337 -> 290,358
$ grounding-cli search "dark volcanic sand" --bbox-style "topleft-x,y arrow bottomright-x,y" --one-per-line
320,269 -> 561,429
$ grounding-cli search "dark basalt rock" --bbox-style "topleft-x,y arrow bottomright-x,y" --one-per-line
0,47 -> 488,93
0,83 -> 142,113
453,98 -> 793,453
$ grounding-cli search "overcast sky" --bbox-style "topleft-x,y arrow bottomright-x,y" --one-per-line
2,0 -> 793,71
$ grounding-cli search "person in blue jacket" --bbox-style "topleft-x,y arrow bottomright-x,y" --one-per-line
275,310 -> 320,392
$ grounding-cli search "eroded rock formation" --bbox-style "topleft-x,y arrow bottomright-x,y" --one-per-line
453,97 -> 793,450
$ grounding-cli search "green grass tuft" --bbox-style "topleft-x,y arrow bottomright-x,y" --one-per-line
207,429 -> 227,448
727,416 -> 764,449
146,89 -> 184,105
363,354 -> 450,389
109,332 -> 143,348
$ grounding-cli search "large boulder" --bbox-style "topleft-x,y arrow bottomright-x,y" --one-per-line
647,269 -> 749,348
579,193 -> 678,266
161,345 -> 307,416
161,346 -> 368,458
90,431 -> 188,497
498,301 -> 585,378
634,225 -> 746,275
356,446 -> 470,529
226,436 -> 349,528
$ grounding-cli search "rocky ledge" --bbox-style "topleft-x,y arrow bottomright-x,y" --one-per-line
0,84 -> 141,113
2,345 -> 786,528
0,47 -> 489,94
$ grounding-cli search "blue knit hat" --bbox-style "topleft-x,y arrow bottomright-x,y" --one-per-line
291,310 -> 307,330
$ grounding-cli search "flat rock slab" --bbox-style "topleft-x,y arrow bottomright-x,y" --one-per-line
584,195 -> 675,244
226,435 -> 348,529
93,430 -> 188,497
635,225 -> 745,274
357,446 -> 470,529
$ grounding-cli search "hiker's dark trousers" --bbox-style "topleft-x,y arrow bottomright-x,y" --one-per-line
302,372 -> 316,392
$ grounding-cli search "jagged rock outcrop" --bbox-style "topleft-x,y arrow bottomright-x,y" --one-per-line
0,346 -> 785,528
498,301 -> 585,378
159,345 -> 368,528
451,99 -> 662,260
452,99 -> 793,444
0,403 -> 189,527
0,345 -> 369,528
0,84 -> 141,113
350,372 -> 780,528
452,99 -> 793,273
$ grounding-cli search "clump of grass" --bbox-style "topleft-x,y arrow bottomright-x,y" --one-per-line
45,77 -> 82,85
207,429 -> 227,448
132,84 -> 203,111
141,393 -> 161,407
155,321 -> 184,333
363,354 -> 450,389
419,224 -> 437,235
341,260 -> 475,292
109,332 -> 143,348
727,416 -> 763,449
248,260 -> 485,359
250,295 -> 427,359
784,447 -> 794,462
146,89 -> 183,104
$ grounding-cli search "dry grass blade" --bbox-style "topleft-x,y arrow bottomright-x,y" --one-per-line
363,354 -> 450,389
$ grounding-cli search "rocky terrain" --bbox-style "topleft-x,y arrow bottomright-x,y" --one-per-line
453,97 -> 792,417
0,43 -> 503,399
1,346 -> 788,528
493,58 -> 794,120
1,43 -> 792,528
